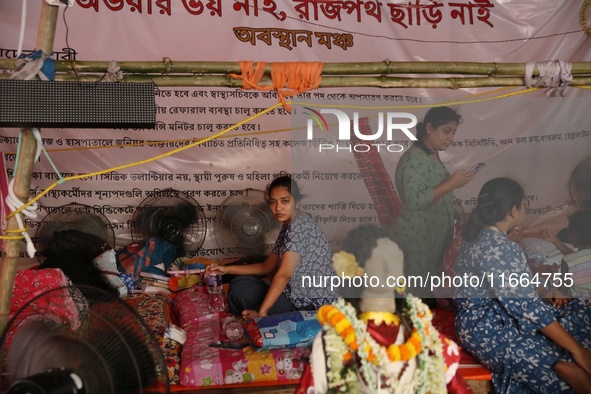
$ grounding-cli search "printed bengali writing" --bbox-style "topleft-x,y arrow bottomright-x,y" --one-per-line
37,204 -> 135,216
74,0 -> 494,28
156,89 -> 419,103
39,204 -> 135,215
7,168 -> 362,187
0,135 -> 110,147
76,0 -> 173,15
292,0 -> 494,27
233,27 -> 353,51
456,194 -> 539,208
313,214 -> 377,225
0,47 -> 76,61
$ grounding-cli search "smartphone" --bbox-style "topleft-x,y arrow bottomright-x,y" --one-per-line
468,162 -> 486,174
209,340 -> 248,350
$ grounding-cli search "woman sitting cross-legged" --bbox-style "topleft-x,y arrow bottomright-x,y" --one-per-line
453,177 -> 591,393
205,175 -> 339,319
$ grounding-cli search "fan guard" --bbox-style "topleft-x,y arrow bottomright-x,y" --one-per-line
131,188 -> 206,258
34,202 -> 116,262
0,285 -> 169,393
214,188 -> 280,256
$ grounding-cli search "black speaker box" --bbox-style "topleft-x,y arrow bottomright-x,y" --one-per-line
0,80 -> 156,129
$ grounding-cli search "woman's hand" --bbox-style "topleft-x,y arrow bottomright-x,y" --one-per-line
539,228 -> 574,255
540,228 -> 559,243
508,226 -> 523,243
242,309 -> 262,319
449,170 -> 474,189
543,288 -> 571,308
205,263 -> 227,276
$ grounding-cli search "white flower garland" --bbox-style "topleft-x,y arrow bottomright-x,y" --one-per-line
320,297 -> 447,394
407,297 -> 447,394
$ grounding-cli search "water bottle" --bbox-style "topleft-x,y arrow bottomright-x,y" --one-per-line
205,272 -> 222,293
222,316 -> 244,340
205,272 -> 224,312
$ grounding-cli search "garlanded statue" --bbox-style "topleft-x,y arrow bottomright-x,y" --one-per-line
297,224 -> 468,394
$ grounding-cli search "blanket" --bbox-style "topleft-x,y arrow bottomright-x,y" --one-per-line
175,286 -> 309,387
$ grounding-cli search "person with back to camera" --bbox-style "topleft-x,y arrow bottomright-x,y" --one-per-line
539,209 -> 591,299
205,175 -> 339,319
453,177 -> 591,393
390,106 -> 474,303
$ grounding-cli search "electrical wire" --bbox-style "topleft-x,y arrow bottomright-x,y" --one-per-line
62,2 -> 79,81
16,0 -> 28,57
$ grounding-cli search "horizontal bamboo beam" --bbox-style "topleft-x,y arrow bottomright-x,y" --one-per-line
1,72 -> 591,88
1,59 -> 591,76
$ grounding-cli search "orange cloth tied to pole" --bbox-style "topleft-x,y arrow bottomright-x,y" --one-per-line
229,61 -> 323,111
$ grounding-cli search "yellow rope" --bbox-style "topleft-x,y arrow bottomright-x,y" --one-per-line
3,86 -> 542,156
6,102 -> 283,219
5,84 -> 583,221
0,228 -> 28,240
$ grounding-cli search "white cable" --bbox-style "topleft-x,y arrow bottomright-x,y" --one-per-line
5,129 -> 43,258
16,0 -> 27,57
6,178 -> 37,258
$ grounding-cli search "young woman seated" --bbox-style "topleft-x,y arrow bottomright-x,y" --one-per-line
453,177 -> 591,394
205,175 -> 339,319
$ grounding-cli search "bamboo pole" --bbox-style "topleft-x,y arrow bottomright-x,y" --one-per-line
2,73 -> 591,88
1,59 -> 591,76
0,1 -> 59,335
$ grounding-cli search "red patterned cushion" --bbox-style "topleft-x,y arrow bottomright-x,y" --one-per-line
124,293 -> 181,385
431,308 -> 480,366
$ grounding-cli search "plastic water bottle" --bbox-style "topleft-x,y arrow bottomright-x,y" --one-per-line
205,273 -> 224,312
205,272 -> 222,294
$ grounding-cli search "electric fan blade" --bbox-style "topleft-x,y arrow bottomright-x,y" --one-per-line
6,320 -> 113,393
227,207 -> 273,248
214,190 -> 281,255
131,189 -> 207,257
35,203 -> 116,262
1,286 -> 170,394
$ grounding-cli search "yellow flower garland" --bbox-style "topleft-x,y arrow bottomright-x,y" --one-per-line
318,305 -> 423,363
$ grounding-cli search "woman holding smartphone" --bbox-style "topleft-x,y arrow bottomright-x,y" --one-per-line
390,106 -> 474,303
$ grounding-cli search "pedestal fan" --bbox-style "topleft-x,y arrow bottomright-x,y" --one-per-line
131,188 -> 206,258
34,202 -> 116,261
213,188 -> 280,256
0,285 -> 169,393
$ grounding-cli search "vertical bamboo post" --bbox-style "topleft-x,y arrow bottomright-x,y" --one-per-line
0,1 -> 59,334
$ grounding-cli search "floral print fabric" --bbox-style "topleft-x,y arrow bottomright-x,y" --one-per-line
454,228 -> 591,393
391,146 -> 455,298
272,213 -> 339,309
175,286 -> 309,388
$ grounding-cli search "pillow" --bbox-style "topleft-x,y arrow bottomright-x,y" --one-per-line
521,237 -> 574,266
243,310 -> 321,350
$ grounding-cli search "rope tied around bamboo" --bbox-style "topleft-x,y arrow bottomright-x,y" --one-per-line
228,61 -> 323,111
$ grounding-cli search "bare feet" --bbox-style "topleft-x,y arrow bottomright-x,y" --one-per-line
242,309 -> 259,319
555,361 -> 591,393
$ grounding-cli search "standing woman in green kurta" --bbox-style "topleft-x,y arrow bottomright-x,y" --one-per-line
391,106 -> 474,303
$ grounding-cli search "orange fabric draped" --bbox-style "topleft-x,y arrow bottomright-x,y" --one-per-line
229,61 -> 323,111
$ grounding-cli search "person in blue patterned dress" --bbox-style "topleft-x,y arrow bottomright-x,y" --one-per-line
453,177 -> 591,393
207,175 -> 339,319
